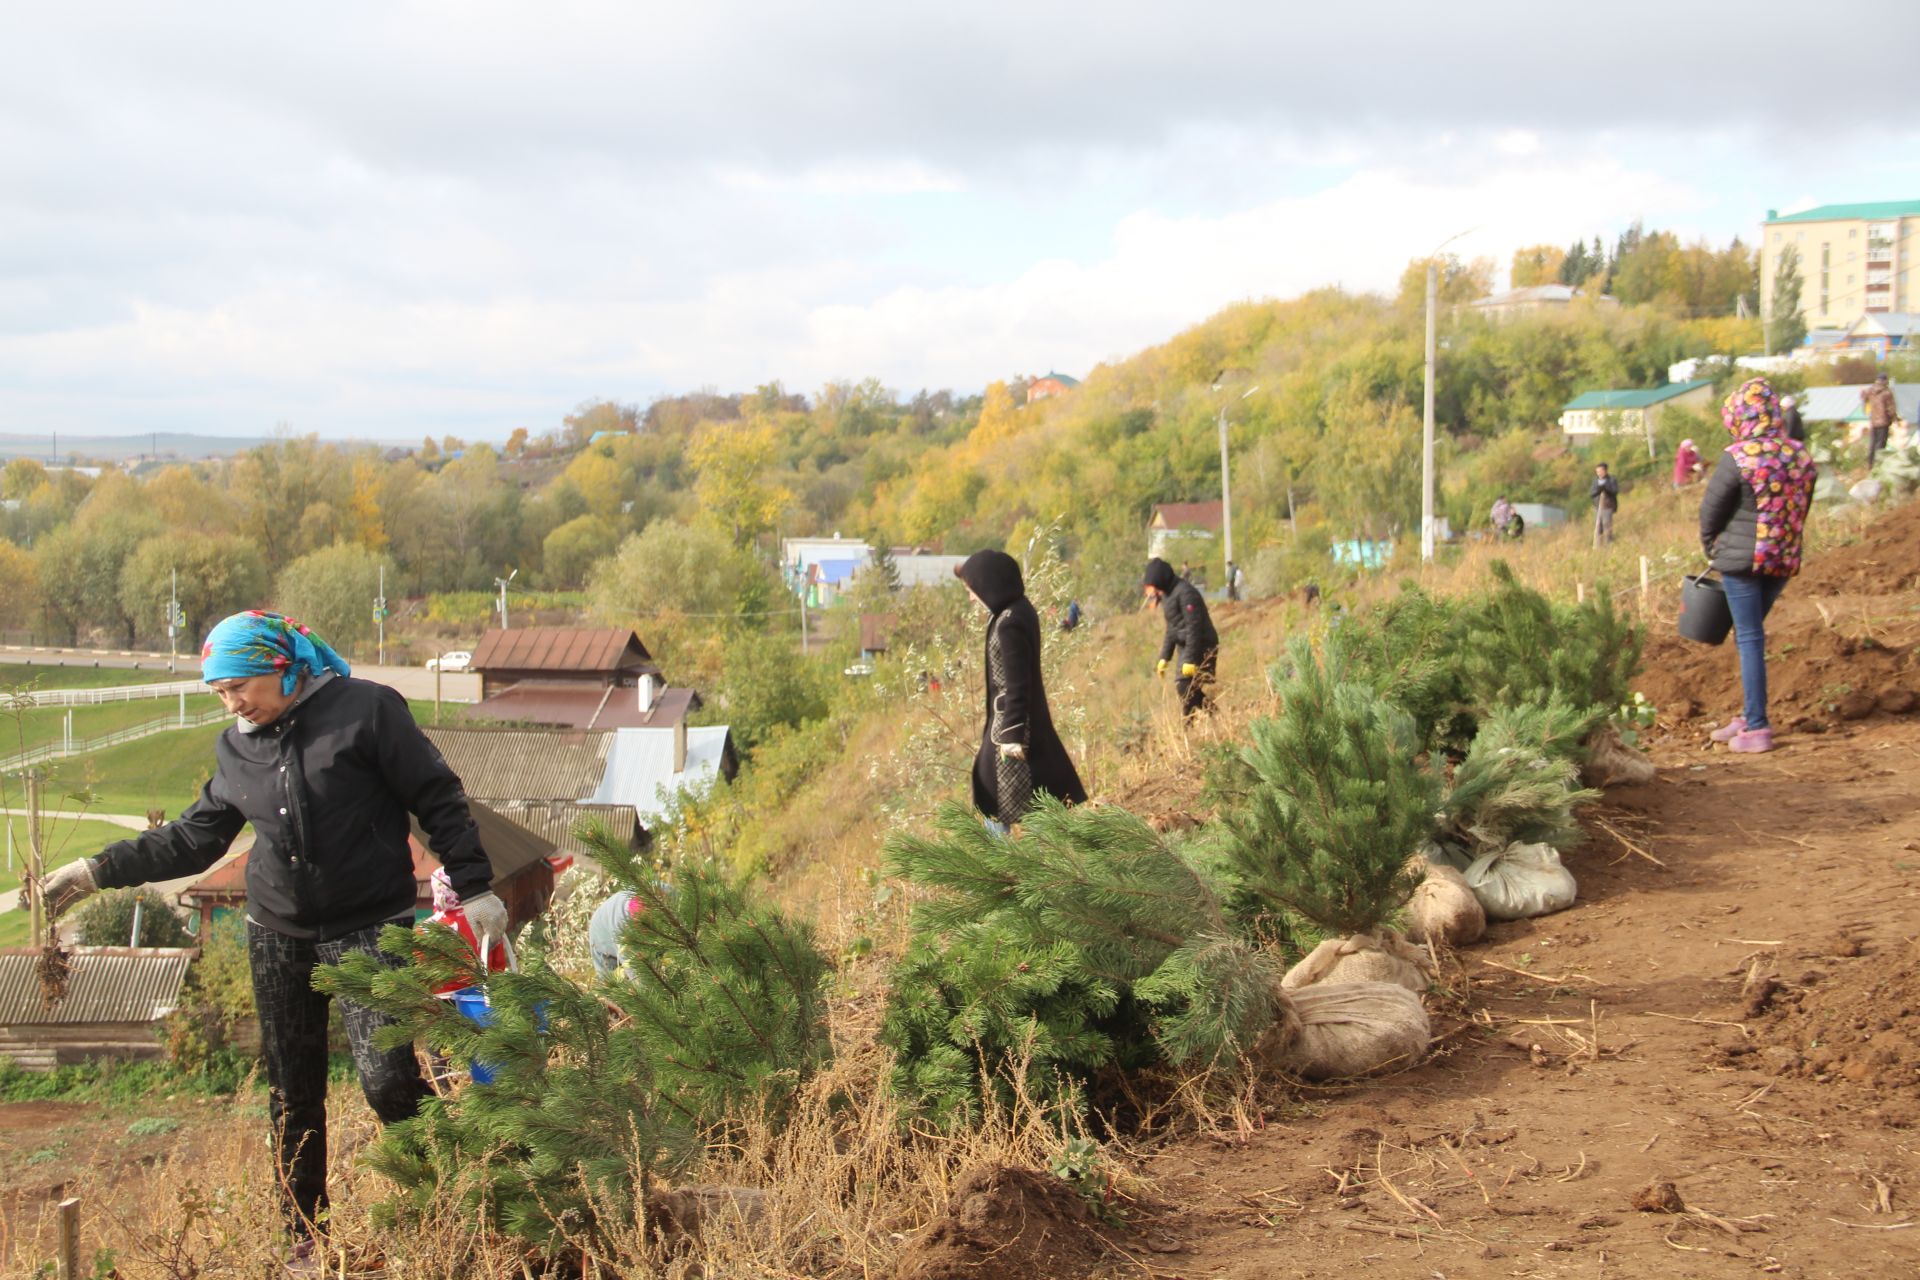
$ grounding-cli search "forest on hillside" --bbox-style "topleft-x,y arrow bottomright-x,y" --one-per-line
0,222 -> 1902,697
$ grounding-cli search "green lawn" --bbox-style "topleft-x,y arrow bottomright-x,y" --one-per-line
0,695 -> 222,758
0,666 -> 188,691
36,723 -> 226,817
0,817 -> 140,896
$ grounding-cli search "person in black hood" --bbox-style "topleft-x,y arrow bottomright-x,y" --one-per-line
1143,556 -> 1219,717
955,550 -> 1086,826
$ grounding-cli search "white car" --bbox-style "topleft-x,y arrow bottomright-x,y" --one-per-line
426,651 -> 472,672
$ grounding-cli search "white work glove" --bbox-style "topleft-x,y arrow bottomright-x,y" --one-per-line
998,742 -> 1026,760
28,859 -> 98,919
461,890 -> 509,950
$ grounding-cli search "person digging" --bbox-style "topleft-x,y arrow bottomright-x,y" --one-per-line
1143,556 -> 1219,718
27,611 -> 503,1275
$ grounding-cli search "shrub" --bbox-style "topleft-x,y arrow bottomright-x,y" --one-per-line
71,887 -> 195,949
1454,562 -> 1643,726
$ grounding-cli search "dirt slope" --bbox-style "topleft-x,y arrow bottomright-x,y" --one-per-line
1125,505 -> 1920,1280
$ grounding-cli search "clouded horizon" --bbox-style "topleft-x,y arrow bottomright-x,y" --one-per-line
4,2 -> 1917,441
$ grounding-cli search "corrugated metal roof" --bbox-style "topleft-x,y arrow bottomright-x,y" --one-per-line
1562,380 -> 1713,411
893,554 -> 966,588
1850,313 -> 1919,338
470,628 -> 654,676
1798,382 -> 1919,422
1150,501 -> 1224,531
0,948 -> 194,1026
462,682 -> 698,731
424,726 -> 611,801
588,726 -> 733,823
484,802 -> 645,856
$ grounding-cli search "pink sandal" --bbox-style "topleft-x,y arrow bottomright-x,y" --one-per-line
1709,716 -> 1747,743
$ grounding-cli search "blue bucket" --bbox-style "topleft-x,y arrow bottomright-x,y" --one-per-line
448,987 -> 547,1085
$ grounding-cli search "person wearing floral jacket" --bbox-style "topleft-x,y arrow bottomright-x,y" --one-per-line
1699,377 -> 1819,754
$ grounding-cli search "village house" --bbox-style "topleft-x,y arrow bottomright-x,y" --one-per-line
1469,284 -> 1618,320
0,947 -> 195,1070
1558,381 -> 1714,444
1026,371 -> 1081,405
1147,500 -> 1223,560
464,627 -> 699,732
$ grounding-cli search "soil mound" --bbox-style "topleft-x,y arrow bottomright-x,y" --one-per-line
1637,621 -> 1917,732
1744,939 -> 1920,1103
1795,494 -> 1920,598
890,1165 -> 1108,1280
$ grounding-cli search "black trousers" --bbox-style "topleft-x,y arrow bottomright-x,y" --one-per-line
1868,425 -> 1890,469
249,917 -> 431,1239
1175,649 -> 1219,718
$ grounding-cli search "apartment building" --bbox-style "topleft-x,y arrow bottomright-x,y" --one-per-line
1761,201 -> 1920,335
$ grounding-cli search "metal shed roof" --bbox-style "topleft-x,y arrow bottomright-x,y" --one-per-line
589,726 -> 734,823
424,727 -> 611,801
461,682 -> 698,731
470,628 -> 654,676
1562,380 -> 1713,411
0,948 -> 194,1026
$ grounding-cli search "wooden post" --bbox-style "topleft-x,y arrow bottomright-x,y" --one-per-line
1576,581 -> 1586,604
56,1196 -> 80,1280
1639,555 -> 1650,604
25,772 -> 44,948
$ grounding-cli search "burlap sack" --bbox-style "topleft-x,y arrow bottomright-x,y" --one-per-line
1405,862 -> 1487,947
1464,841 -> 1576,921
1282,931 -> 1430,993
1278,982 -> 1431,1080
1583,726 -> 1656,788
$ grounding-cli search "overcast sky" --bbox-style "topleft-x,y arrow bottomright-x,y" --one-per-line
4,2 -> 1918,441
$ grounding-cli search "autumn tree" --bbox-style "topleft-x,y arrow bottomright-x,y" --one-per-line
1510,244 -> 1568,288
35,509 -> 160,644
541,514 -> 620,589
1397,254 -> 1495,309
347,458 -> 389,551
228,435 -> 349,565
0,539 -> 39,632
120,532 -> 268,648
562,399 -> 639,449
689,418 -> 791,547
146,466 -> 238,536
2,459 -> 48,500
504,427 -> 530,458
274,543 -> 395,657
589,520 -> 774,622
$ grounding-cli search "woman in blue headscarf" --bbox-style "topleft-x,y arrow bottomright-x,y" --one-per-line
31,610 -> 501,1261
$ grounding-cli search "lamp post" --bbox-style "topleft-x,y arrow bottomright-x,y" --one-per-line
1422,228 -> 1474,562
1212,382 -> 1259,590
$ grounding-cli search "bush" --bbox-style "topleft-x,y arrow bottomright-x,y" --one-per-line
1434,700 -> 1600,860
71,887 -> 195,949
163,915 -> 257,1083
1222,636 -> 1439,936
1453,562 -> 1643,727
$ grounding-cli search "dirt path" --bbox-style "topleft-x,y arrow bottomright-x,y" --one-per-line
1140,522 -> 1920,1279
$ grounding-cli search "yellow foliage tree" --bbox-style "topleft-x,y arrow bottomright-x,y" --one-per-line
958,381 -> 1021,463
1510,244 -> 1568,289
690,419 -> 792,548
348,458 -> 389,551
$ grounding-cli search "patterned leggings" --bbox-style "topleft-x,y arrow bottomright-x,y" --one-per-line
248,917 -> 431,1239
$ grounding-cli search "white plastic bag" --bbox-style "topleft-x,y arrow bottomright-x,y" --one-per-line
1464,841 -> 1577,921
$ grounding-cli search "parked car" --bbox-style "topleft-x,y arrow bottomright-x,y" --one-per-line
426,651 -> 472,672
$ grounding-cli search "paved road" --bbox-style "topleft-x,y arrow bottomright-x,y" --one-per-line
0,647 -> 479,702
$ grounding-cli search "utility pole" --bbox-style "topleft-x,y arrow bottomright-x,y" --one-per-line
1422,258 -> 1438,563
166,568 -> 181,674
1211,382 -> 1258,588
494,569 -> 517,630
374,565 -> 387,667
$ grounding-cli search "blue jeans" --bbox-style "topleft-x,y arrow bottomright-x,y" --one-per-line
1722,571 -> 1787,730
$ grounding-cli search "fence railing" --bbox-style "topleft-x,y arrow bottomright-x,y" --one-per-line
6,681 -> 206,708
0,706 -> 229,774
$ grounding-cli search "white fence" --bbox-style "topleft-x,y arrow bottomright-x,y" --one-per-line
6,680 -> 204,708
0,706 -> 229,774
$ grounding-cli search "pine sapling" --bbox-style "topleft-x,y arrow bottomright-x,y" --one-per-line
1222,635 -> 1439,936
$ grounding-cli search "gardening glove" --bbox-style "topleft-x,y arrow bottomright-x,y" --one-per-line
461,891 -> 509,952
30,858 -> 98,919
998,741 -> 1026,760
1156,658 -> 1169,678
1180,662 -> 1199,678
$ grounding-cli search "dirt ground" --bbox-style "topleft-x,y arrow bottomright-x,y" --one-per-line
1107,501 -> 1920,1280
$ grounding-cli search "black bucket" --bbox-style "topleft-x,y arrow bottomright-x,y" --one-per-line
1678,573 -> 1733,645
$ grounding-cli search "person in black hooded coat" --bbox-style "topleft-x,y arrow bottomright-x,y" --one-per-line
955,550 -> 1087,826
1143,556 -> 1219,717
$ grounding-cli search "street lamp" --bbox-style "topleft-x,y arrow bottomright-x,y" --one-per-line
1422,227 -> 1475,562
1211,381 -> 1259,592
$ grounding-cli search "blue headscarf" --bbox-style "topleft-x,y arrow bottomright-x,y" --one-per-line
200,611 -> 351,695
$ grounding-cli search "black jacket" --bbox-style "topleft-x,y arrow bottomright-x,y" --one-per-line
1698,452 -> 1762,575
1144,558 -> 1218,667
1781,404 -> 1805,443
90,676 -> 491,940
1589,475 -> 1619,511
956,551 -> 1086,820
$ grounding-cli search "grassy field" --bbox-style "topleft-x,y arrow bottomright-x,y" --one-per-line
0,666 -> 187,691
0,695 -> 223,759
0,816 -> 144,947
34,723 -> 225,817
